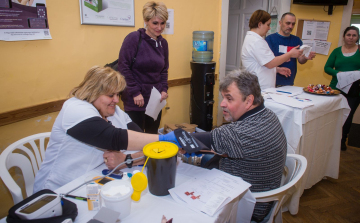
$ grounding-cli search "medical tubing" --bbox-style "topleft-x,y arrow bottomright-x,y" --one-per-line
62,156 -> 146,197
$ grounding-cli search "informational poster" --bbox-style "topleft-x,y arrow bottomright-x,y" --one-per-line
303,39 -> 331,55
0,0 -> 51,41
301,21 -> 330,41
162,9 -> 174,35
79,0 -> 135,26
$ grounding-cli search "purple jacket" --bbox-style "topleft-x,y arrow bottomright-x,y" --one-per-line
118,28 -> 169,111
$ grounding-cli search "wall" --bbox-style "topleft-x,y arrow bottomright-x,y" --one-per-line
353,0 -> 360,14
291,4 -> 345,87
0,0 -> 222,218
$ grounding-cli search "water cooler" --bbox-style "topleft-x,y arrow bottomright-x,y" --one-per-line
190,61 -> 215,131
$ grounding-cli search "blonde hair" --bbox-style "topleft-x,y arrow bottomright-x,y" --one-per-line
143,1 -> 168,22
69,66 -> 126,103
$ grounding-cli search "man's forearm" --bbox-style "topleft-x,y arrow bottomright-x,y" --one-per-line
130,151 -> 146,166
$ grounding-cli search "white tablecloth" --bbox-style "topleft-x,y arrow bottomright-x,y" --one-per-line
54,162 -> 255,223
265,90 -> 350,215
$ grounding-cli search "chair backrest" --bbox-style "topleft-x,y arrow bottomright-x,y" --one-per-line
0,132 -> 51,205
252,154 -> 307,223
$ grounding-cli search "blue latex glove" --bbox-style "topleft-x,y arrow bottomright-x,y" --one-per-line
159,131 -> 181,147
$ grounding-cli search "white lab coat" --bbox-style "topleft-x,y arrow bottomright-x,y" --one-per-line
241,31 -> 276,90
33,97 -> 132,192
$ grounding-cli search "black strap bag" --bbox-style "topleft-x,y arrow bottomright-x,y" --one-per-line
105,30 -> 142,71
6,189 -> 78,223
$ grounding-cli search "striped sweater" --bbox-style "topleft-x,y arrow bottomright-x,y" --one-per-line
211,103 -> 287,222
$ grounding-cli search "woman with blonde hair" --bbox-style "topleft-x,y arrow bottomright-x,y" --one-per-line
118,1 -> 169,134
33,66 -> 161,192
241,9 -> 303,90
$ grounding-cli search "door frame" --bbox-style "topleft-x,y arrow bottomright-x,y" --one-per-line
217,0 -> 291,127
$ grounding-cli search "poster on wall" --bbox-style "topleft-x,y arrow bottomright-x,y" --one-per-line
162,9 -> 174,35
301,21 -> 330,41
0,0 -> 52,41
79,0 -> 135,26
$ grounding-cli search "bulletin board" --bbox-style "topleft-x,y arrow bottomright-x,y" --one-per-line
295,19 -> 332,55
295,19 -> 331,39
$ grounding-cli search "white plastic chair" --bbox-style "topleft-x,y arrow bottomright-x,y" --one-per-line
0,132 -> 51,204
252,154 -> 307,223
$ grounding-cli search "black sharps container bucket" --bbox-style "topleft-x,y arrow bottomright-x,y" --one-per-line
143,142 -> 178,196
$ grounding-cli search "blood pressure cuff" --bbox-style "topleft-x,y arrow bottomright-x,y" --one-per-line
173,128 -> 211,153
7,189 -> 78,223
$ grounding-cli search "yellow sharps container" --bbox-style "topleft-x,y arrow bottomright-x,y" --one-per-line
143,141 -> 178,196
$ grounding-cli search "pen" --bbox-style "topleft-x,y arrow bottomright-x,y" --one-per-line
276,90 -> 292,94
65,195 -> 88,201
294,97 -> 312,102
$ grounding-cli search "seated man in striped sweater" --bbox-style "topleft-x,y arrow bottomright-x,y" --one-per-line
174,70 -> 287,222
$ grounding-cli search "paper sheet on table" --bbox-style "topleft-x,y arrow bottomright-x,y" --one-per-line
336,71 -> 360,94
269,94 -> 314,109
263,86 -> 303,96
169,168 -> 251,216
145,87 -> 167,120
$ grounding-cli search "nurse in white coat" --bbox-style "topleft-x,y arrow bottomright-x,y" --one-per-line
33,66 -> 161,192
241,9 -> 303,90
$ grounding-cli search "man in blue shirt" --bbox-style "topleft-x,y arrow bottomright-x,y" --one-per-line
266,12 -> 316,86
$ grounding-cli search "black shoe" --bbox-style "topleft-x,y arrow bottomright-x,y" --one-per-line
341,141 -> 347,151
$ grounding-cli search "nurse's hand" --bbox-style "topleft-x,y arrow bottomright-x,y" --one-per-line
289,45 -> 303,58
134,94 -> 144,107
103,150 -> 126,170
159,131 -> 181,147
276,67 -> 291,78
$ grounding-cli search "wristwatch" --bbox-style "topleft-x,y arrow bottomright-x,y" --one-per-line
125,154 -> 133,168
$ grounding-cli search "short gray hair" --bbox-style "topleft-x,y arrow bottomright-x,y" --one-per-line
219,70 -> 263,106
281,12 -> 295,20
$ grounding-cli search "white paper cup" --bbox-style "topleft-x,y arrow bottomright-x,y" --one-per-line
100,180 -> 133,219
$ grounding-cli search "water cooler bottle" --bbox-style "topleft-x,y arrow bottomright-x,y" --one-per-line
190,61 -> 216,131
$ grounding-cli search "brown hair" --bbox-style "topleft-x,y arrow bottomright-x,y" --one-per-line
69,66 -> 126,103
143,1 -> 168,22
343,26 -> 360,44
249,10 -> 271,29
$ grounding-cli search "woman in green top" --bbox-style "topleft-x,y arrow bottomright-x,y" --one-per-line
324,26 -> 360,151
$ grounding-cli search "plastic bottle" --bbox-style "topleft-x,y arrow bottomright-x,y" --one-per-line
190,153 -> 196,165
192,31 -> 214,62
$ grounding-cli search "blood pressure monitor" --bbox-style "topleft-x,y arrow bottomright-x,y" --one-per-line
15,194 -> 62,220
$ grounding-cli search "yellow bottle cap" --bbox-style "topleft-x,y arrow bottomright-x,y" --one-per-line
131,172 -> 148,201
143,141 -> 178,159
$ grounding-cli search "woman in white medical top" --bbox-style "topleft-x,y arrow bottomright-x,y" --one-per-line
241,10 -> 303,90
33,66 -> 161,193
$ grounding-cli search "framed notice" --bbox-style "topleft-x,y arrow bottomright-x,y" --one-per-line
0,0 -> 51,41
79,0 -> 135,26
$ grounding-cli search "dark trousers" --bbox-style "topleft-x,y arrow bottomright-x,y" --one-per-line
126,110 -> 162,134
341,93 -> 360,143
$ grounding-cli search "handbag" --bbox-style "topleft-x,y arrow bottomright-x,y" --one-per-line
105,30 -> 142,71
6,189 -> 78,223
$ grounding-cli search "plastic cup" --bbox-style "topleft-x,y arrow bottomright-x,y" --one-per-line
100,180 -> 133,219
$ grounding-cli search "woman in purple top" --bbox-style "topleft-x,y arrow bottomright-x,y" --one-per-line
118,1 -> 169,134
